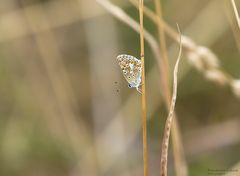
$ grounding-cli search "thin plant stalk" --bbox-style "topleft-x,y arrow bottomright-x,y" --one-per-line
130,0 -> 193,51
131,0 -> 240,99
160,25 -> 182,176
96,0 -> 161,63
154,2 -> 183,175
224,4 -> 240,51
97,1 -> 186,175
139,0 -> 148,176
154,0 -> 170,86
130,0 -> 180,45
230,0 -> 240,30
154,1 -> 188,175
130,1 -> 188,175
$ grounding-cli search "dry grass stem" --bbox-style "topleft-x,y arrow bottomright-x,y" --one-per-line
225,4 -> 240,50
1,0 -> 239,176
130,0 -> 240,98
139,1 -> 149,176
97,0 -> 151,175
129,0 -> 186,48
160,25 -> 182,176
96,0 -> 161,62
230,0 -> 240,30
97,1 -> 240,175
154,0 -> 170,83
130,1 -> 188,175
153,1 -> 188,175
128,0 -> 176,103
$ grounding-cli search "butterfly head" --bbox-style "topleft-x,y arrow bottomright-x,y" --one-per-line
128,84 -> 133,88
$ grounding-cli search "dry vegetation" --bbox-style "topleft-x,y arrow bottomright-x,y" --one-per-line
0,0 -> 239,176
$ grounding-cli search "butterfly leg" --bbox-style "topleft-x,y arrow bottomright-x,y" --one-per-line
136,86 -> 142,94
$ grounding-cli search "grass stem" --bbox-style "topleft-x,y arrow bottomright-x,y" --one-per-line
139,0 -> 148,176
231,0 -> 240,30
160,25 -> 182,176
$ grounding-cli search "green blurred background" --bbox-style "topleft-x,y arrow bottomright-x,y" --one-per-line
0,0 -> 240,176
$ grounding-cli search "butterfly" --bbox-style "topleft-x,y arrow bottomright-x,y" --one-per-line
116,54 -> 142,93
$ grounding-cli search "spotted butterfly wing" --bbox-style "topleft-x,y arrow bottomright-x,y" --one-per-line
116,54 -> 142,93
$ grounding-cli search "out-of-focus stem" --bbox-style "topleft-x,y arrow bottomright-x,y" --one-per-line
230,0 -> 240,30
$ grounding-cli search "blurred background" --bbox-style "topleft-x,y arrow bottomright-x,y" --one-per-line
0,0 -> 240,176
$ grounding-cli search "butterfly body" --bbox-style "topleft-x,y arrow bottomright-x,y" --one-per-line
116,54 -> 142,93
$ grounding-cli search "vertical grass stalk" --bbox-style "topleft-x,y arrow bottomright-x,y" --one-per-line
139,0 -> 148,176
160,25 -> 182,176
154,1 -> 188,176
154,0 -> 170,90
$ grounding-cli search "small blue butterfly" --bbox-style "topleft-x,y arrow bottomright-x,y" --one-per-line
117,54 -> 142,93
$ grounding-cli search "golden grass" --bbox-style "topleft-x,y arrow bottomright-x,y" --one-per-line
152,2 -> 187,175
130,1 -> 188,175
138,1 -> 149,176
96,1 -> 240,176
130,0 -> 240,99
154,0 -> 170,84
160,25 -> 182,176
1,0 -> 240,176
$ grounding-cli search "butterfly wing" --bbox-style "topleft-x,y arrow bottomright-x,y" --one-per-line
117,54 -> 142,87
